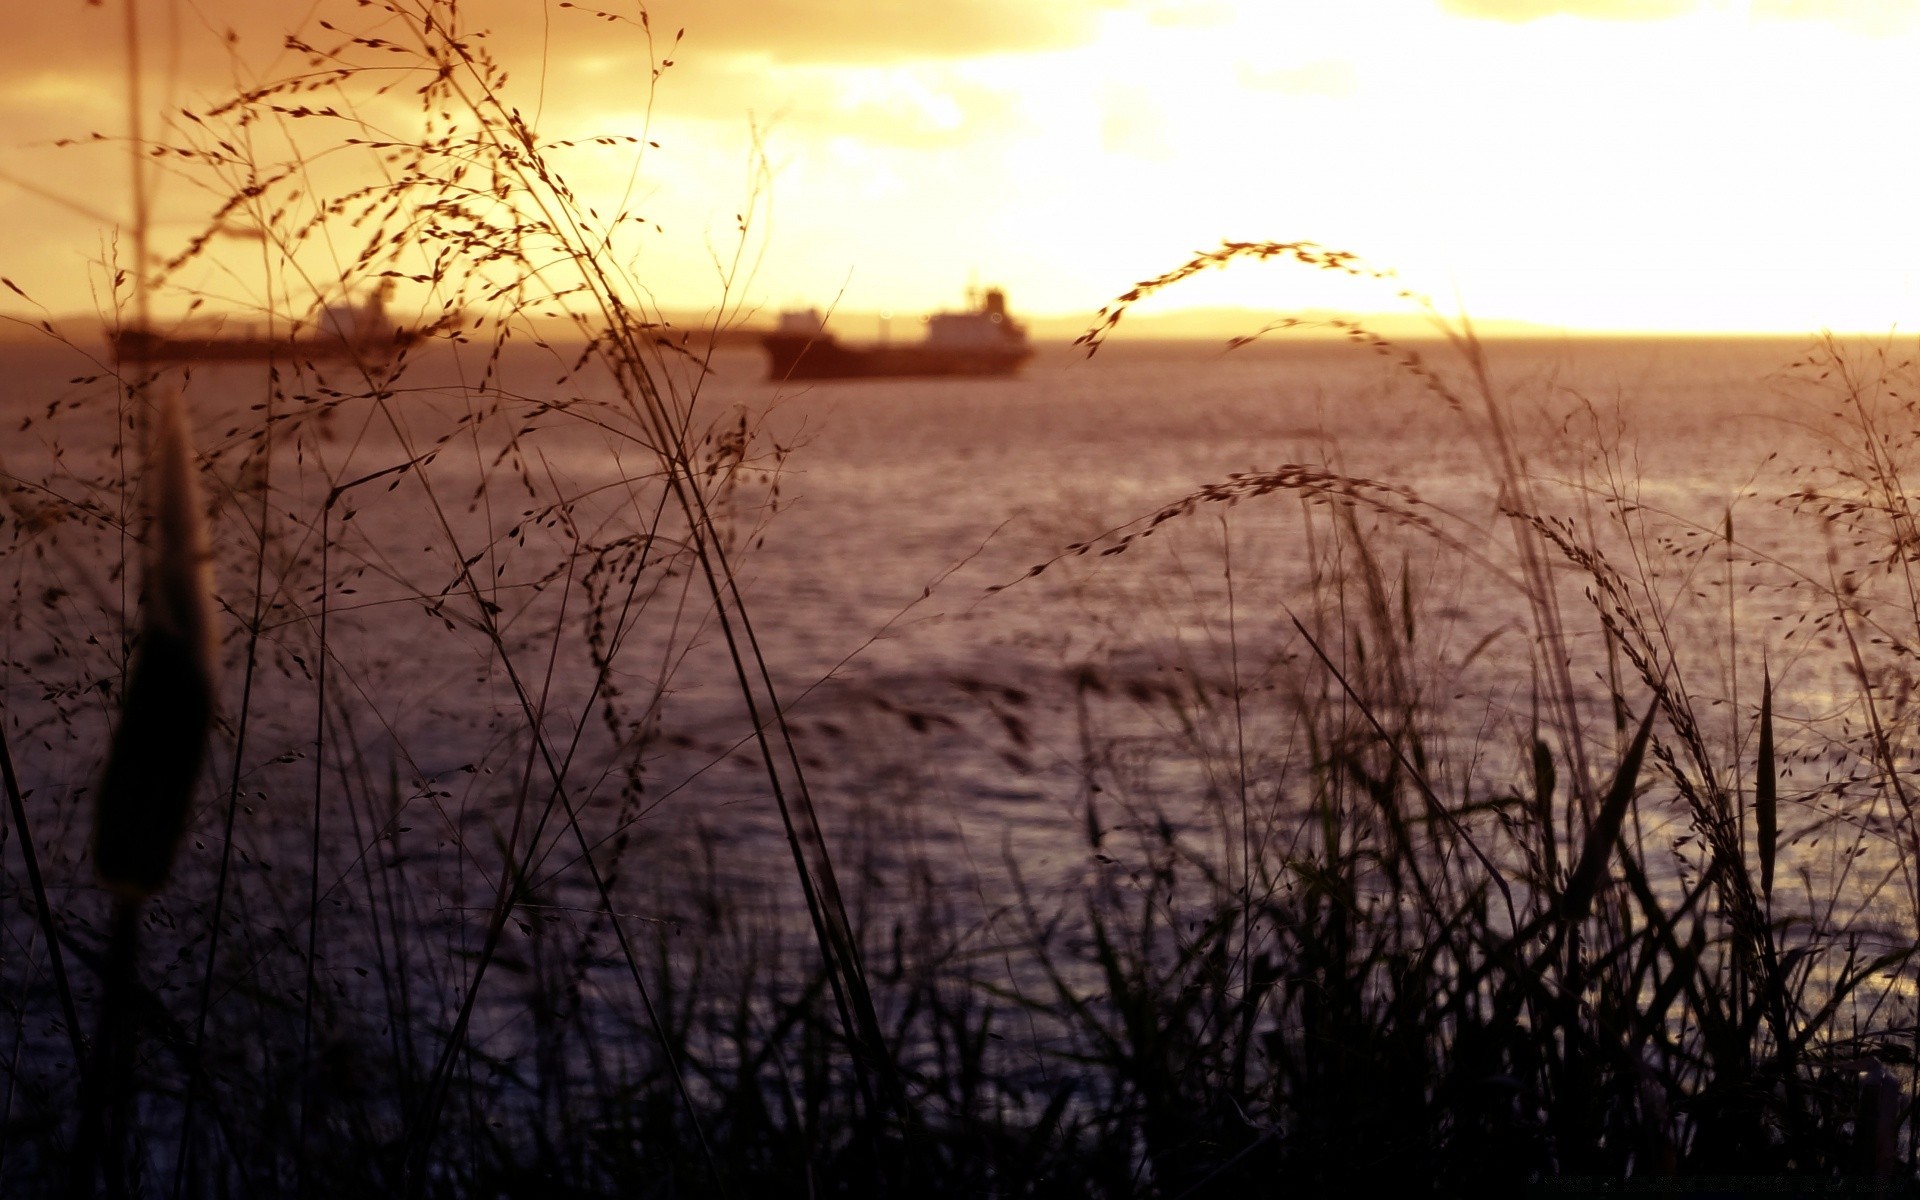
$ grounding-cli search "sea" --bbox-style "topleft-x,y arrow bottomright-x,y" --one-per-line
2,328 -> 1915,1074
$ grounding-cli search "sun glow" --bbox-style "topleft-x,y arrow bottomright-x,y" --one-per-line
2,0 -> 1918,333
626,0 -> 1920,332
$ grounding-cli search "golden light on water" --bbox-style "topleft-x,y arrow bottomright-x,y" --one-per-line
1,0 -> 1918,333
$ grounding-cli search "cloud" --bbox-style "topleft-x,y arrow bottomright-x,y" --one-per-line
0,1 -> 1115,177
1751,0 -> 1920,35
1442,0 -> 1920,27
632,0 -> 1122,63
1237,59 -> 1358,98
609,55 -> 1025,147
1099,84 -> 1175,159
0,1 -> 1097,220
1441,0 -> 1695,20
0,0 -> 1109,69
1144,0 -> 1238,28
0,1 -> 1126,124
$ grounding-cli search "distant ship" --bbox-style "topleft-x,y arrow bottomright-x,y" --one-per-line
761,287 -> 1033,381
111,282 -> 424,364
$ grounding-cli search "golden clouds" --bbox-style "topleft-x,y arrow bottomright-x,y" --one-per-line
1445,0 -> 1919,27
500,0 -> 1123,64
1752,0 -> 1920,34
3,0 -> 1920,330
1237,60 -> 1359,98
652,57 -> 1026,148
1443,0 -> 1692,20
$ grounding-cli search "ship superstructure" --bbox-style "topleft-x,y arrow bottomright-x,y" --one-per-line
111,281 -> 423,364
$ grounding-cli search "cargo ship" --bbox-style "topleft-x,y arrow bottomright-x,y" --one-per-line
111,282 -> 424,364
761,287 -> 1033,381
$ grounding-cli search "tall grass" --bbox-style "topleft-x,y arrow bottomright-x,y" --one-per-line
4,5 -> 1920,1196
5,1 -> 884,1192
1046,249 -> 1920,1186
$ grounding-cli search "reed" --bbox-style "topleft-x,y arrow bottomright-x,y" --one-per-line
91,388 -> 217,902
61,383 -> 219,1199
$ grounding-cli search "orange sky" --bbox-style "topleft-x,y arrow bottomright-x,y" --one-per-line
3,0 -> 1918,334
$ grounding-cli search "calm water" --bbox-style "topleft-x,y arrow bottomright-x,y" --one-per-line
1,330 -> 1910,995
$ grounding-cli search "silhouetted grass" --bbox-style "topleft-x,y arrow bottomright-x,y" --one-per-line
5,6 -> 1920,1198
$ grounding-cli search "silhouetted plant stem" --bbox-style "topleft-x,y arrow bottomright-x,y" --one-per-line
0,721 -> 85,1075
70,898 -> 138,1200
170,437 -> 269,1200
296,504 -> 330,1200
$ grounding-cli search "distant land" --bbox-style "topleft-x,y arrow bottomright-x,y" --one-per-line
476,306 -> 1821,345
0,305 -> 1842,348
688,306 -> 1572,344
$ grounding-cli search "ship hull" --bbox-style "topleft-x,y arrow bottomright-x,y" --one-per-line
111,327 -> 423,363
762,334 -> 1032,381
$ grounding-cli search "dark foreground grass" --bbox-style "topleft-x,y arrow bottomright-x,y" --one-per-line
5,4 -> 1920,1196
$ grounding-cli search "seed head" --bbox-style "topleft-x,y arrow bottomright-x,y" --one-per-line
94,388 -> 219,900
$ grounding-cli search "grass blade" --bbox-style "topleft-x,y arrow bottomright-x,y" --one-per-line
1562,701 -> 1657,924
1757,664 -> 1776,905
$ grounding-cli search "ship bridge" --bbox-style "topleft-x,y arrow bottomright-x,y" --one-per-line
925,288 -> 1025,348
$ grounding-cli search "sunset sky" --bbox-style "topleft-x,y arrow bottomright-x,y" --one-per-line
2,0 -> 1917,334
